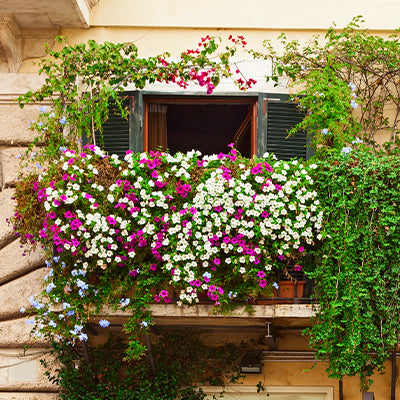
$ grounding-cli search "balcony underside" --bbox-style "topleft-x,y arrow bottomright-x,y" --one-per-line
100,304 -> 316,333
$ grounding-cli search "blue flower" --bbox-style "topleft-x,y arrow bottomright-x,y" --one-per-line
350,99 -> 358,109
39,106 -> 47,113
99,319 -> 110,328
76,279 -> 88,290
20,307 -> 26,313
59,116 -> 67,125
140,321 -> 149,328
70,325 -> 83,335
120,298 -> 130,307
79,332 -> 88,342
48,320 -> 57,328
321,128 -> 330,135
341,147 -> 352,154
348,82 -> 356,91
46,282 -> 56,293
273,282 -> 279,290
352,138 -> 363,144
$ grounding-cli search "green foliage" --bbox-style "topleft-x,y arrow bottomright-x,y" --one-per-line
47,330 -> 246,400
17,36 -> 253,163
307,149 -> 400,389
254,16 -> 400,155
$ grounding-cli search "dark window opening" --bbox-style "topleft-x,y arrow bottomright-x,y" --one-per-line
146,99 -> 256,158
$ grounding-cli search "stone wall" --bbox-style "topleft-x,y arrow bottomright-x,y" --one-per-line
0,73 -> 58,398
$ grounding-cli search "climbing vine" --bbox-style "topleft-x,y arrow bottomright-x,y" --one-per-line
307,149 -> 400,389
252,16 -> 400,156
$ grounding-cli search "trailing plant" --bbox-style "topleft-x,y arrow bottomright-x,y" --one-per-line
17,35 -> 255,163
17,144 -> 322,359
44,330 -> 248,400
252,16 -> 400,155
307,148 -> 400,389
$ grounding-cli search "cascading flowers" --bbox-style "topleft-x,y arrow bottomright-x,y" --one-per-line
15,144 -> 322,351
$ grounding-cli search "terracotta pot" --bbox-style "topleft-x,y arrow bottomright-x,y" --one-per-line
279,280 -> 306,298
256,280 -> 306,304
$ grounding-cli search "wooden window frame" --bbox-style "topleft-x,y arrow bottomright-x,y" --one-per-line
144,96 -> 258,156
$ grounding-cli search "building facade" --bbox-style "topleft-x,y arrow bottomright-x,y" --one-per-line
0,1 -> 399,399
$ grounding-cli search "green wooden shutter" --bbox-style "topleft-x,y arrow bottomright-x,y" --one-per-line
96,91 -> 144,157
129,91 -> 144,153
257,93 -> 310,160
96,97 -> 131,158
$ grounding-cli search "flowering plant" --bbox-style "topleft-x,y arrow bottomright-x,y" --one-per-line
14,144 -> 322,358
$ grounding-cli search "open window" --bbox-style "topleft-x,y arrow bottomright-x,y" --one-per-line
98,92 -> 310,160
145,97 -> 257,157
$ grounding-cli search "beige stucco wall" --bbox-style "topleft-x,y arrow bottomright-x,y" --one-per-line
88,0 -> 400,31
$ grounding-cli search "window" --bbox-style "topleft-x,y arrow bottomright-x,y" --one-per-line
202,385 -> 333,400
99,92 -> 311,160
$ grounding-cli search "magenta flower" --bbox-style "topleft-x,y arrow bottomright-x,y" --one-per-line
298,247 -> 305,253
64,211 -> 75,219
33,182 -> 39,191
294,264 -> 303,271
129,269 -> 139,278
39,229 -> 48,238
106,216 -> 117,225
70,219 -> 82,230
264,163 -> 273,172
160,290 -> 169,298
259,279 -> 267,288
257,270 -> 266,278
208,285 -> 216,292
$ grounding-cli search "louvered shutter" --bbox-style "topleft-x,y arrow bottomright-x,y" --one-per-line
95,91 -> 144,157
96,97 -> 131,158
257,94 -> 310,160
